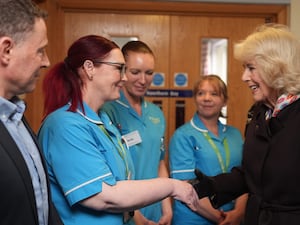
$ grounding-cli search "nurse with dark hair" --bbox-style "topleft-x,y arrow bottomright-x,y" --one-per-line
38,35 -> 199,225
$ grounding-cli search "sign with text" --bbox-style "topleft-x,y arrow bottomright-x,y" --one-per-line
145,89 -> 193,98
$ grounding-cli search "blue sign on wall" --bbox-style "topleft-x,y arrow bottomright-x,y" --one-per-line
152,73 -> 165,87
174,73 -> 188,87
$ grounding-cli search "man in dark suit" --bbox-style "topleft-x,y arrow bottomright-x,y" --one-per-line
0,0 -> 63,224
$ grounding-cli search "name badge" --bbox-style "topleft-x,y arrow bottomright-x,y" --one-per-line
122,130 -> 142,147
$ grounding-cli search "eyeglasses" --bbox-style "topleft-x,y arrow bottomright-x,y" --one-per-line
93,61 -> 126,78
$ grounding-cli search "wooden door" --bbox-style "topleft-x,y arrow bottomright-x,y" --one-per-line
64,12 -> 173,142
169,16 -> 267,139
28,1 -> 287,145
63,11 -> 281,145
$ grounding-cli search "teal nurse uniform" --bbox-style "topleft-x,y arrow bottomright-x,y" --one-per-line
169,112 -> 244,225
103,91 -> 166,224
38,102 -> 134,225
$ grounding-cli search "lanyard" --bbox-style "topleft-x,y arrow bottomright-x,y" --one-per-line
72,104 -> 131,179
202,132 -> 230,173
99,124 -> 130,179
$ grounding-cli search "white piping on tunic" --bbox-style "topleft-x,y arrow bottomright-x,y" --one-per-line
116,98 -> 148,108
65,172 -> 112,196
116,100 -> 129,108
190,118 -> 208,133
170,169 -> 194,175
190,117 -> 227,133
68,102 -> 104,125
75,108 -> 103,125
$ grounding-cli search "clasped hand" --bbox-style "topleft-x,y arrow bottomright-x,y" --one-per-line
188,169 -> 215,199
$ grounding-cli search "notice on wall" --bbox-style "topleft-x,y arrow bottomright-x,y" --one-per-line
145,89 -> 193,98
152,72 -> 165,87
174,72 -> 188,87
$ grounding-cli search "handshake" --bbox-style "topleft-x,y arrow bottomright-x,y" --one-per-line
189,169 -> 217,204
188,169 -> 246,225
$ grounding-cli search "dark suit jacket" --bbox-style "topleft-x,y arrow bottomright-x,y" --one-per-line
0,117 -> 63,225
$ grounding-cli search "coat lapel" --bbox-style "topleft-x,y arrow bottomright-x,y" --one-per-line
0,120 -> 38,221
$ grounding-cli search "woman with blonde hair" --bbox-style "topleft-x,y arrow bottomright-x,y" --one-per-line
192,24 -> 300,225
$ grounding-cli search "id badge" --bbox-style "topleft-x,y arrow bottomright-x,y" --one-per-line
122,130 -> 142,147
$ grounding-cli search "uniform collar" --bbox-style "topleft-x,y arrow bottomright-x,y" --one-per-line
190,112 -> 227,134
73,101 -> 104,125
115,90 -> 147,109
70,102 -> 116,136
